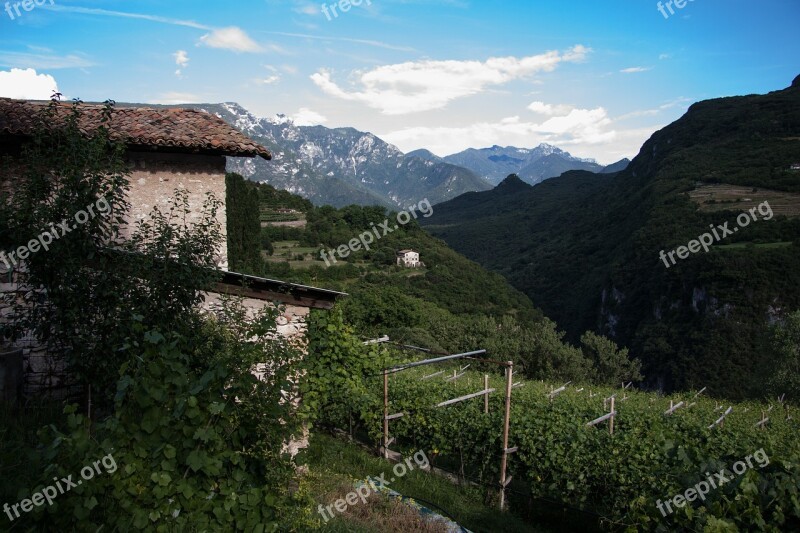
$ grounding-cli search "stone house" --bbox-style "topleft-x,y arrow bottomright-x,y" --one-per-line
396,249 -> 422,268
0,98 -> 344,401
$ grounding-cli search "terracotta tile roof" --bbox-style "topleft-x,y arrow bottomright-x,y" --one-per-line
0,98 -> 271,159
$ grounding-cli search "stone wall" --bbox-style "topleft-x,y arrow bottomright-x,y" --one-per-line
202,291 -> 310,347
125,152 -> 229,270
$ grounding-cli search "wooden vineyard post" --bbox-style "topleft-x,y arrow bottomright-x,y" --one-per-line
609,396 -> 615,435
755,410 -> 769,430
383,369 -> 389,459
484,374 -> 490,414
499,362 -> 514,511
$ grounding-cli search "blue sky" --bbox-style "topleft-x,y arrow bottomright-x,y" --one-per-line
0,0 -> 798,163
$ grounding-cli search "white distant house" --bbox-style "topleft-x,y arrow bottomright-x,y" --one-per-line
791,163 -> 800,171
397,249 -> 422,268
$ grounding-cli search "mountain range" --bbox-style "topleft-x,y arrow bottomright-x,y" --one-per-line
174,103 -> 490,209
170,103 -> 624,208
421,76 -> 800,399
410,145 -> 629,186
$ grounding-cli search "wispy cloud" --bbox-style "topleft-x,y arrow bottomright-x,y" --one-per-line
293,3 -> 320,16
263,31 -> 416,52
311,45 -> 591,115
0,51 -> 95,70
620,66 -> 652,74
47,6 -> 264,54
258,75 -> 281,85
616,96 -> 694,120
44,5 -> 210,30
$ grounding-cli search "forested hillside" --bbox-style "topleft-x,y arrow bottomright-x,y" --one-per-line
225,174 -> 643,387
422,77 -> 800,400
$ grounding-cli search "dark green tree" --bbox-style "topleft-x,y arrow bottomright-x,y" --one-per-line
225,172 -> 262,274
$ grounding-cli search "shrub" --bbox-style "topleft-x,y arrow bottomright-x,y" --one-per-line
22,300 -> 314,531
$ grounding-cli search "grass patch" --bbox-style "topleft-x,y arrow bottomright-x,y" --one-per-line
300,433 -> 545,533
689,184 -> 800,217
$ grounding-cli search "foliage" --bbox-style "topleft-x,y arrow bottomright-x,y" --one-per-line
226,172 -> 263,272
258,200 -> 543,325
422,82 -> 800,399
22,301 -> 313,531
0,98 -> 224,406
769,310 -> 800,399
300,308 -> 385,440
1,99 -> 312,531
319,360 -> 800,532
580,331 -> 643,386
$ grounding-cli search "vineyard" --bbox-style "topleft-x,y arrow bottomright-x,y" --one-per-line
318,347 -> 800,531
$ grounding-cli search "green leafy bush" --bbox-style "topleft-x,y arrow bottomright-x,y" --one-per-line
22,301 -> 314,531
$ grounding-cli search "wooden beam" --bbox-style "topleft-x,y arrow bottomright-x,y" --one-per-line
708,406 -> 733,429
484,375 -> 490,414
383,370 -> 389,459
364,336 -> 390,345
664,401 -> 685,416
435,388 -> 496,408
587,411 -> 617,427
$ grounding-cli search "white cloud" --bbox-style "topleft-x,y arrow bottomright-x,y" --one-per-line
310,45 -> 592,115
620,66 -> 652,74
562,44 -> 591,62
380,102 -> 659,164
173,50 -> 189,77
259,75 -> 281,85
293,3 -> 320,16
0,68 -> 58,99
198,27 -> 262,53
659,53 -> 672,60
528,101 -> 574,116
292,107 -> 327,126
